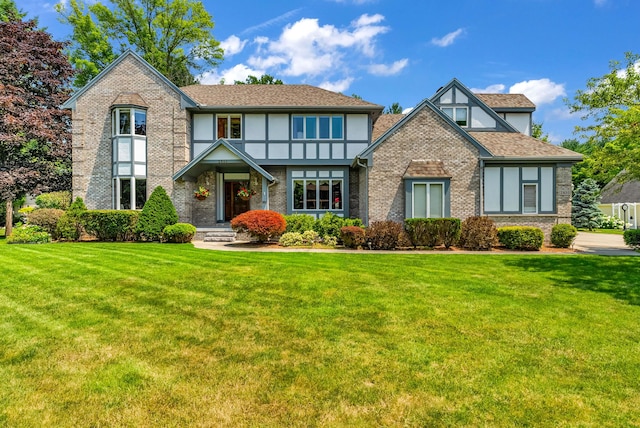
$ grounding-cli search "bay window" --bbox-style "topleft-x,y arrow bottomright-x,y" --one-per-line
112,107 -> 147,209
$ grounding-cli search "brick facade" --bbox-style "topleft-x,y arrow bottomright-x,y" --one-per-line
71,54 -> 189,219
367,107 -> 481,223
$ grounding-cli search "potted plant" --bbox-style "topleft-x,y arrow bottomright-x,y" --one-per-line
237,183 -> 256,201
194,186 -> 210,200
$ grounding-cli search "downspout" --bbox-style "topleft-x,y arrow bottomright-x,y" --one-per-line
356,156 -> 369,225
479,159 -> 484,216
263,177 -> 277,210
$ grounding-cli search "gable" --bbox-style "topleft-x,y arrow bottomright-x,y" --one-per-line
431,79 -> 518,133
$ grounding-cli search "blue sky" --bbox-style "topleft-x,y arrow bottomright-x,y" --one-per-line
20,0 -> 640,143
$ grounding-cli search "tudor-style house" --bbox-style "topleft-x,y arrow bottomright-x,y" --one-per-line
62,51 -> 581,239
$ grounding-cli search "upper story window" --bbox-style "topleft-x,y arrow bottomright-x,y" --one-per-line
217,114 -> 241,139
113,108 -> 146,136
442,107 -> 468,127
292,115 -> 343,140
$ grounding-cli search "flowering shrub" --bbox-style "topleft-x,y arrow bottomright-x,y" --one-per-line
322,235 -> 338,246
6,225 -> 51,244
231,210 -> 286,242
600,215 -> 624,230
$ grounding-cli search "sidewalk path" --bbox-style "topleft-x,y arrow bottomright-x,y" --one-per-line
573,231 -> 639,256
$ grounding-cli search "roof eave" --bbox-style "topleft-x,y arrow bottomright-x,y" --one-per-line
480,155 -> 583,163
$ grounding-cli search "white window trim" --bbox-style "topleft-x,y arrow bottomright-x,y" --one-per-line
216,114 -> 242,140
412,182 -> 445,218
292,115 -> 344,140
112,107 -> 146,136
522,183 -> 538,214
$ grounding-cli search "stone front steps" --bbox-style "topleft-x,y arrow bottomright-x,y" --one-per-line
195,225 -> 236,242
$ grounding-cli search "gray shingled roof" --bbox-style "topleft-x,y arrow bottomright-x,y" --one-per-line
469,131 -> 583,159
180,84 -> 383,109
475,93 -> 535,110
601,173 -> 640,203
403,160 -> 451,178
372,114 -> 404,141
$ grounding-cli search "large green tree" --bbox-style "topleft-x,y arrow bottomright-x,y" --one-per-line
567,52 -> 640,183
234,74 -> 283,85
0,16 -> 75,236
0,0 -> 24,21
384,102 -> 403,114
57,0 -> 224,87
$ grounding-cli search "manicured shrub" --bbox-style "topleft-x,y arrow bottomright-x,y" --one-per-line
341,225 -> 366,249
365,220 -> 406,250
284,214 -> 316,233
136,186 -> 178,241
343,218 -> 364,228
35,191 -> 71,210
404,218 -> 442,248
27,208 -> 65,239
440,218 -> 462,249
623,229 -> 640,250
459,216 -> 498,251
163,223 -> 196,243
551,224 -> 578,248
314,212 -> 345,239
497,226 -> 544,251
56,197 -> 87,241
231,210 -> 286,243
302,230 -> 320,244
6,225 -> 50,244
322,235 -> 338,247
81,210 -> 139,241
279,232 -> 305,247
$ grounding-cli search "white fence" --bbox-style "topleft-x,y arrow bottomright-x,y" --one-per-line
599,203 -> 638,229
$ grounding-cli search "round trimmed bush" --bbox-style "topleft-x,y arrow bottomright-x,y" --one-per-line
497,226 -> 544,251
27,208 -> 65,239
551,223 -> 578,248
163,223 -> 196,243
341,225 -> 366,249
623,229 -> 640,250
231,210 -> 286,243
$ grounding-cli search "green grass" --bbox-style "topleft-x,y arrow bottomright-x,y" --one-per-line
579,228 -> 625,235
1,242 -> 640,426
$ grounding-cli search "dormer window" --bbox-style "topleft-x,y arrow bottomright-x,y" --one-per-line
442,107 -> 468,127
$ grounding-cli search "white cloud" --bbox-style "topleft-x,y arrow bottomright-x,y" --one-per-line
402,107 -> 414,114
220,35 -> 247,57
470,84 -> 506,93
367,58 -> 409,76
318,77 -> 355,93
199,64 -> 264,85
240,8 -> 303,36
509,78 -> 566,105
594,0 -> 607,6
431,28 -> 464,47
249,14 -> 391,78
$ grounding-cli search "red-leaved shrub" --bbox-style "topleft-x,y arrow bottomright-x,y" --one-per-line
340,225 -> 366,248
231,210 -> 286,242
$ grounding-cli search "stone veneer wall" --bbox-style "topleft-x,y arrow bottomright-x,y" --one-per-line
349,168 -> 360,220
264,167 -> 287,214
70,54 -> 189,219
367,107 -> 481,223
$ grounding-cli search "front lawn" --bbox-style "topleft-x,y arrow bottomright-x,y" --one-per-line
579,228 -> 625,235
1,242 -> 640,426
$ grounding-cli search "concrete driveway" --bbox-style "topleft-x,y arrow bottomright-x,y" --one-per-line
573,231 -> 639,256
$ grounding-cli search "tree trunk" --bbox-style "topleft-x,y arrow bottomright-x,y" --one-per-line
5,200 -> 12,237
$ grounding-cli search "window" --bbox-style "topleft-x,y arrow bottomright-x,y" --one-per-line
293,179 -> 343,211
217,114 -> 241,139
523,184 -> 537,214
412,182 -> 444,218
113,108 -> 146,136
292,115 -> 343,139
442,107 -> 468,127
112,106 -> 147,209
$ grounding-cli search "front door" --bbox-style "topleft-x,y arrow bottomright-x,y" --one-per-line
224,181 -> 251,221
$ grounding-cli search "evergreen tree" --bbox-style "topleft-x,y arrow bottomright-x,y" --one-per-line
136,186 -> 178,241
571,178 -> 603,230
